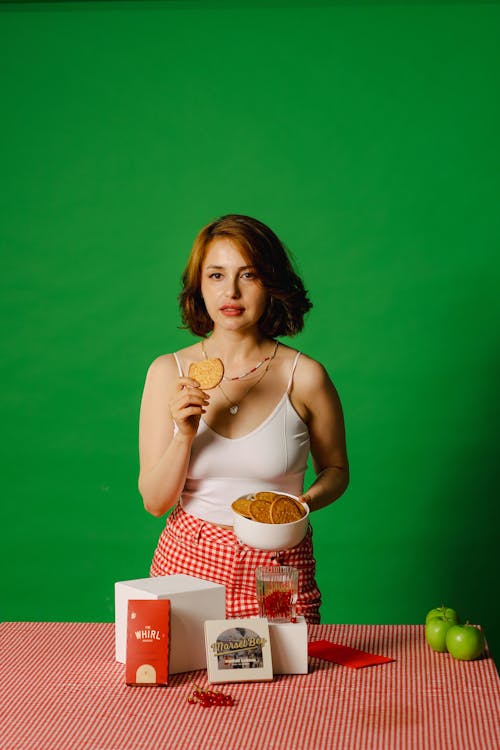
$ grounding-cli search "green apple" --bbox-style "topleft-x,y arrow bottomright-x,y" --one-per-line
425,605 -> 459,625
445,623 -> 485,661
425,617 -> 455,652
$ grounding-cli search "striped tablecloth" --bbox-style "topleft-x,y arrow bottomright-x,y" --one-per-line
1,622 -> 499,750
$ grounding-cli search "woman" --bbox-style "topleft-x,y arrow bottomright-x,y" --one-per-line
138,214 -> 349,623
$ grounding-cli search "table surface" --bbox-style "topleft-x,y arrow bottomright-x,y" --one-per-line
1,622 -> 499,750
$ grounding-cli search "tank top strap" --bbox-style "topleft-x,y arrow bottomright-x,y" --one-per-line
172,352 -> 184,377
286,351 -> 302,393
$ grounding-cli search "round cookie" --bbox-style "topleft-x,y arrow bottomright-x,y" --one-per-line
249,499 -> 273,523
232,497 -> 253,519
254,491 -> 279,504
270,496 -> 306,524
188,358 -> 224,389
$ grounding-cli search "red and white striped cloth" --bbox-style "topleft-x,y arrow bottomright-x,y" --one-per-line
150,504 -> 321,623
1,621 -> 499,750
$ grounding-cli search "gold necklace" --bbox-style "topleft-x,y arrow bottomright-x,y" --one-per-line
202,340 -> 279,416
218,357 -> 273,415
201,338 -> 277,381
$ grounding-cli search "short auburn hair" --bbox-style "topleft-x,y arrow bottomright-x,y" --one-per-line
179,214 -> 312,337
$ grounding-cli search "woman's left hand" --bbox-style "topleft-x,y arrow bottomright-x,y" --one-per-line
298,493 -> 312,509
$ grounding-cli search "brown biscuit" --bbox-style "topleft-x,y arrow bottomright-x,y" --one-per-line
188,358 -> 224,389
254,491 -> 279,504
234,491 -> 306,525
232,497 -> 253,519
270,496 -> 306,524
249,499 -> 273,523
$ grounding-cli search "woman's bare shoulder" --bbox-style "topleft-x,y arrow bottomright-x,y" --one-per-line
140,356 -> 176,403
147,342 -> 200,375
146,353 -> 177,376
294,351 -> 331,385
288,352 -> 342,430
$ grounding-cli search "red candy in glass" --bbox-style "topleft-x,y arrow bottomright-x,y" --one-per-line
262,589 -> 294,621
256,566 -> 299,623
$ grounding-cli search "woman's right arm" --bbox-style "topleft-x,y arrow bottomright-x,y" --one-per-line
138,354 -> 209,517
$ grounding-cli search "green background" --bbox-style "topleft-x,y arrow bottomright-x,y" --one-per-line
1,1 -> 499,656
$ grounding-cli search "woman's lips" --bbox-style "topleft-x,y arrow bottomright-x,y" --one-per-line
220,306 -> 244,316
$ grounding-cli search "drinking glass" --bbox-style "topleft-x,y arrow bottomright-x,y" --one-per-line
255,566 -> 299,623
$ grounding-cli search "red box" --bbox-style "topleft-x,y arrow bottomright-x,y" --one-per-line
126,599 -> 170,686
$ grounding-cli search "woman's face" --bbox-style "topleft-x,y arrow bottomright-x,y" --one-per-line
200,237 -> 268,333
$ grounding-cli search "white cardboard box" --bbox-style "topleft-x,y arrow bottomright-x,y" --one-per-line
115,574 -> 226,674
268,616 -> 308,674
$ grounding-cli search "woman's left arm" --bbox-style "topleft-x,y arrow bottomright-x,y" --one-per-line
291,356 -> 349,512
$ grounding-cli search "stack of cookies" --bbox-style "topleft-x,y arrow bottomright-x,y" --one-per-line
232,492 -> 306,525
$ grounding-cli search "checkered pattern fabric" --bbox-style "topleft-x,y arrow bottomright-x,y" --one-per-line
2,622 -> 499,750
150,504 -> 321,623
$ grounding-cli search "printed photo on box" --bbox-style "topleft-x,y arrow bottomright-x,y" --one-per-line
213,626 -> 265,670
204,618 -> 273,683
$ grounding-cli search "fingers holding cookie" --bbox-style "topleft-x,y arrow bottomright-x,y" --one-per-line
168,359 -> 223,437
175,375 -> 210,394
170,376 -> 211,436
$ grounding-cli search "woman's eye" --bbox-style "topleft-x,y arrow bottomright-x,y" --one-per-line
208,272 -> 223,279
241,271 -> 257,279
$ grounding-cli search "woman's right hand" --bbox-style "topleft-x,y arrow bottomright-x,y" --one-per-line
169,376 -> 210,438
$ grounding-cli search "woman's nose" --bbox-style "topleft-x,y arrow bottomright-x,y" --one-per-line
224,276 -> 240,298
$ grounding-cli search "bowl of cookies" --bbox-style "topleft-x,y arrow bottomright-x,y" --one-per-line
231,491 -> 310,551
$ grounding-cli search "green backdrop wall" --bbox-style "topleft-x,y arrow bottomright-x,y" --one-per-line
1,1 -> 499,656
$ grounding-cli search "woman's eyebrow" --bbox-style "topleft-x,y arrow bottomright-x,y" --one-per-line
205,264 -> 255,270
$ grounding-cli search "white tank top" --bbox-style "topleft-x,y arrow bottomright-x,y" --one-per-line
173,351 -> 310,525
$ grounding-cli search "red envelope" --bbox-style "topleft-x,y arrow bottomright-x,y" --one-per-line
308,639 -> 395,669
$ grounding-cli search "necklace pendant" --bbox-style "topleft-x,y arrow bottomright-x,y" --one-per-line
229,404 -> 239,416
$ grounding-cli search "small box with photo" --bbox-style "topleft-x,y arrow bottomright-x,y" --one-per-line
204,618 -> 273,683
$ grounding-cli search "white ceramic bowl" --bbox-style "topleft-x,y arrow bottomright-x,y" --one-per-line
231,492 -> 310,551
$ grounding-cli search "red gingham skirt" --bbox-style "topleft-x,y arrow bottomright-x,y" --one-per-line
150,504 -> 321,624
